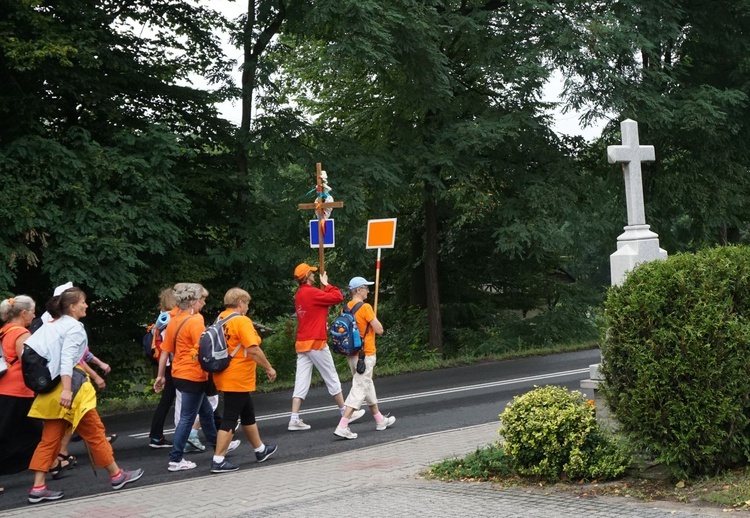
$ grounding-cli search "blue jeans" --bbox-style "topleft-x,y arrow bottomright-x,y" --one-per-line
169,390 -> 217,463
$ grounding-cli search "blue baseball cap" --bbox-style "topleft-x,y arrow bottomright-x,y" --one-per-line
348,277 -> 374,290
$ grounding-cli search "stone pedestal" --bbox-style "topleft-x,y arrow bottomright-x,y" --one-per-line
580,364 -> 619,432
610,224 -> 667,286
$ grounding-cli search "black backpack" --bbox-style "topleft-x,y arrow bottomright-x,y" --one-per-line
21,344 -> 60,393
198,313 -> 242,373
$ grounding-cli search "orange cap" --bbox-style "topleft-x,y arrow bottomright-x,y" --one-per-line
294,263 -> 318,281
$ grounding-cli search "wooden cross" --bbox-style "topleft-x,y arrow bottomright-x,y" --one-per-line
297,162 -> 343,278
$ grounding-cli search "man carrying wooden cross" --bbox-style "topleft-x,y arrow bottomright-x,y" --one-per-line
289,163 -> 364,430
287,263 -> 365,431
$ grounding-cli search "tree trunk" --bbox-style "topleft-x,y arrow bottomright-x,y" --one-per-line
410,215 -> 426,307
424,181 -> 443,353
236,0 -> 257,176
236,0 -> 286,176
719,224 -> 740,245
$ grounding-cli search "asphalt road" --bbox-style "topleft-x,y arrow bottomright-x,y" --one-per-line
0,348 -> 601,510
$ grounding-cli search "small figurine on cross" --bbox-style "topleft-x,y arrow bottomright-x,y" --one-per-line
297,162 -> 343,279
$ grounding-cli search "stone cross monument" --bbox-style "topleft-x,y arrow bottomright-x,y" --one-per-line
582,119 -> 667,429
607,119 -> 667,286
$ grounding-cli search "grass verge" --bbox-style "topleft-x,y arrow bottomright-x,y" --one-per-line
423,443 -> 750,512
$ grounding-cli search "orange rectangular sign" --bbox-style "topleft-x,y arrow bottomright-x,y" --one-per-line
366,218 -> 397,249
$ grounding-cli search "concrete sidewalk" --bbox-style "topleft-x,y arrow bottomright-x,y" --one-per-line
2,422 -> 727,517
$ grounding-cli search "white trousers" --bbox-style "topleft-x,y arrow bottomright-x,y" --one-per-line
344,354 -> 378,409
292,346 -> 342,400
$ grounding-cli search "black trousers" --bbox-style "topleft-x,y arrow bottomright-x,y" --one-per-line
219,391 -> 256,431
0,395 -> 42,474
149,365 -> 175,440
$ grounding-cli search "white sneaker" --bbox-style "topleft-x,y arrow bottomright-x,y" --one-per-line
348,408 -> 366,424
376,415 -> 396,431
288,420 -> 311,431
334,426 -> 358,439
227,439 -> 241,454
168,459 -> 197,471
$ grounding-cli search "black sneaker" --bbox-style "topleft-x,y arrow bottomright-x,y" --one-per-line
28,488 -> 64,504
149,436 -> 172,449
255,443 -> 277,463
211,459 -> 239,473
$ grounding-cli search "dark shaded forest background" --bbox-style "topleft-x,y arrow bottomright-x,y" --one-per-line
3,0 -> 750,397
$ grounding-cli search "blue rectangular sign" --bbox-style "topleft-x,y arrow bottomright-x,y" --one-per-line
309,219 -> 335,248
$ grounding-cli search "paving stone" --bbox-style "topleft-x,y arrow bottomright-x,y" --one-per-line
6,422 -> 727,518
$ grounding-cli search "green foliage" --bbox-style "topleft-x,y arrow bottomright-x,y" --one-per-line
0,0 -> 233,145
500,385 -> 629,481
448,306 -> 601,358
425,443 -> 514,481
602,245 -> 750,478
562,0 -> 750,250
14,0 -> 750,390
437,280 -> 602,358
269,0 -> 610,352
258,315 -> 300,383
375,303 -> 436,366
0,128 -> 190,298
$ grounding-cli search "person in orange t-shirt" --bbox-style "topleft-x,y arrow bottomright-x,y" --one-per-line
154,283 -> 216,472
333,277 -> 396,440
209,288 -> 278,472
0,295 -> 43,479
288,263 -> 365,431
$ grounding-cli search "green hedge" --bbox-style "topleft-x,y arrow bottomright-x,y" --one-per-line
602,246 -> 750,477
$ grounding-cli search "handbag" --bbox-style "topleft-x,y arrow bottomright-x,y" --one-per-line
21,344 -> 61,393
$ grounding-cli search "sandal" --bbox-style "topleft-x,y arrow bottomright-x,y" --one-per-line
58,452 -> 77,467
49,458 -> 69,480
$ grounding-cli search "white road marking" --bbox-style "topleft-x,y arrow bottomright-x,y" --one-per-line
129,368 -> 589,439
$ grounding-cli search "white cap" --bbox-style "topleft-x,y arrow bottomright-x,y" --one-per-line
53,282 -> 73,296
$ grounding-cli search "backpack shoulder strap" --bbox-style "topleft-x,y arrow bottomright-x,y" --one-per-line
0,325 -> 26,365
0,325 -> 28,339
0,325 -> 25,338
173,315 -> 195,348
214,313 -> 243,357
347,302 -> 370,337
229,343 -> 244,358
214,312 -> 241,326
344,301 -> 364,315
